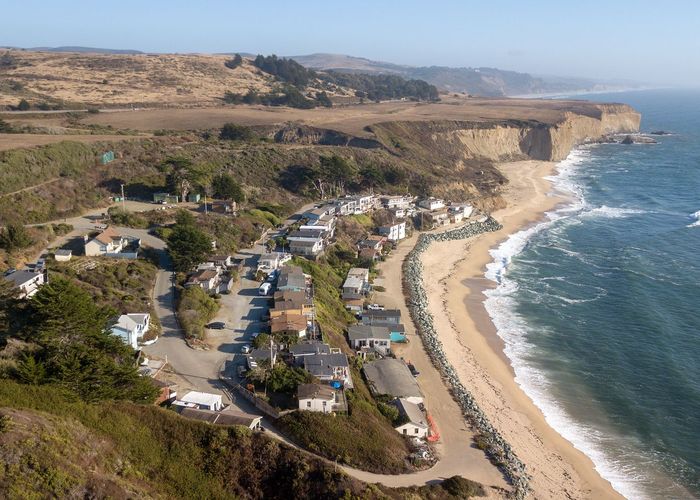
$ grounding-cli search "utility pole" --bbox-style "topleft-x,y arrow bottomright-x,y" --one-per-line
120,184 -> 126,211
204,191 -> 208,215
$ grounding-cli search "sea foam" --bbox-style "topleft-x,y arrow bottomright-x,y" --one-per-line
483,148 -> 651,499
687,210 -> 700,228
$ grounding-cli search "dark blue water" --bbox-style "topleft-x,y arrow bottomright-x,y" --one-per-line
484,90 -> 700,499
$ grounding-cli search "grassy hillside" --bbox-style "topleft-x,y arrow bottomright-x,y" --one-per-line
0,50 -> 275,108
0,381 -> 484,499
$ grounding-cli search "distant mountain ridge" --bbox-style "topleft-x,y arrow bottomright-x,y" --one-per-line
290,53 -> 631,97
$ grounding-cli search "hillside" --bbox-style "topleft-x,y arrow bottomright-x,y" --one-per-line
0,50 -> 438,109
0,50 -> 276,108
291,53 -> 625,96
0,381 -> 487,499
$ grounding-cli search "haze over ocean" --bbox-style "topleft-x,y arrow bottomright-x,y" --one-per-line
484,89 -> 700,498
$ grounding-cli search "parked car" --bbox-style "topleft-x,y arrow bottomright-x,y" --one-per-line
367,304 -> 384,311
407,362 -> 420,377
241,345 -> 252,354
207,322 -> 226,330
259,282 -> 272,296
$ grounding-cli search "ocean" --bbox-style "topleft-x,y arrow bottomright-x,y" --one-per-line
484,89 -> 700,499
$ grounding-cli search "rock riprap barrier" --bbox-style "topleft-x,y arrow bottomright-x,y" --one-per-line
403,218 -> 531,499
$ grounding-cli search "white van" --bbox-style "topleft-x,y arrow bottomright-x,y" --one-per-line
258,282 -> 272,296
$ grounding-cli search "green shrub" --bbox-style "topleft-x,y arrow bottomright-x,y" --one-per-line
177,287 -> 219,339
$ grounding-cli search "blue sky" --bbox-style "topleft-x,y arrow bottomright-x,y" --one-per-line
3,0 -> 699,85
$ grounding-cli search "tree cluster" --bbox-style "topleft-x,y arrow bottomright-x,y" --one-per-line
167,210 -> 212,272
323,71 -> 439,101
253,54 -> 316,88
219,123 -> 255,141
0,223 -> 33,252
224,53 -> 243,69
212,172 -> 245,203
224,85 -> 321,109
279,155 -> 408,198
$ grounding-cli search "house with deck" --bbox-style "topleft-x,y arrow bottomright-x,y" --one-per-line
289,341 -> 333,364
303,353 -> 353,388
84,226 -> 139,258
347,325 -> 391,355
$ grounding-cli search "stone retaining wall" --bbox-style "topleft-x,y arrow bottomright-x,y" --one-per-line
403,218 -> 531,499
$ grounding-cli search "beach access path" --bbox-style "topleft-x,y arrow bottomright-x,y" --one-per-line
418,160 -> 622,499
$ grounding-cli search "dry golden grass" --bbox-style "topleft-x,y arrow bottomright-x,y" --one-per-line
77,95 -> 606,135
0,133 -> 145,151
0,50 -> 275,107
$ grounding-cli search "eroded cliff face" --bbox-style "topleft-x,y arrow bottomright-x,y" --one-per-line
370,103 -> 641,164
268,102 -> 640,206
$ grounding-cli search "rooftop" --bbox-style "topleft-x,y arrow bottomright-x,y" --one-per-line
289,341 -> 332,357
348,325 -> 391,341
3,269 -> 41,286
363,359 -> 423,399
270,313 -> 308,332
363,309 -> 401,319
395,398 -> 428,427
304,353 -> 349,376
297,383 -> 335,401
176,407 -> 261,427
179,391 -> 222,407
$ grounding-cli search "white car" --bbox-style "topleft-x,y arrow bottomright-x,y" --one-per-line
241,345 -> 252,354
367,304 -> 385,311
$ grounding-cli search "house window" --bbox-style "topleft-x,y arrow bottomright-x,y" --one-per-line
415,428 -> 419,434
403,429 -> 407,435
306,401 -> 311,408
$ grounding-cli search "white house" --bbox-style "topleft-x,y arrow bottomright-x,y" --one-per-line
3,269 -> 45,299
381,195 -> 413,209
377,221 -> 407,242
394,398 -> 430,438
297,383 -> 336,413
418,197 -> 445,211
257,252 -> 291,273
110,313 -> 150,349
177,391 -> 224,412
84,226 -> 135,257
289,238 -> 324,257
449,204 -> 474,223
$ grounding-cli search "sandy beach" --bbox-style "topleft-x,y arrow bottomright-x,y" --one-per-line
412,160 -> 622,498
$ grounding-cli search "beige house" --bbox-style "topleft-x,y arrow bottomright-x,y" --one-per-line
84,226 -> 131,257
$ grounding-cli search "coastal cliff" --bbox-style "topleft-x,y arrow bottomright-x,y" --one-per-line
368,103 -> 641,163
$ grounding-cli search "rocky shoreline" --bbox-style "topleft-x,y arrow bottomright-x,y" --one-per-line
402,218 -> 531,499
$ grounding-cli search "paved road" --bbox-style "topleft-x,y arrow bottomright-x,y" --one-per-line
30,201 -> 508,489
